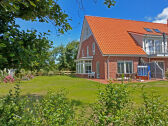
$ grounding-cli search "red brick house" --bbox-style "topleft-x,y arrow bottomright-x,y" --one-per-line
76,16 -> 168,80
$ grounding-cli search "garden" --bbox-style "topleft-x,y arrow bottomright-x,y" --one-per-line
0,0 -> 168,125
0,69 -> 168,125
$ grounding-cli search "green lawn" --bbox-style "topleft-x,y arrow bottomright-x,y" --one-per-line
0,75 -> 168,104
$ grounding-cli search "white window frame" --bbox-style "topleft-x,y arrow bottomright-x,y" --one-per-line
92,43 -> 95,55
117,61 -> 133,74
76,60 -> 92,74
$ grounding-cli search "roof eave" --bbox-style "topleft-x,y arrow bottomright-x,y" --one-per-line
102,54 -> 147,57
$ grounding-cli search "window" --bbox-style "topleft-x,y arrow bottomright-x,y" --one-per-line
76,61 -> 92,74
125,61 -> 133,74
153,29 -> 161,33
145,39 -> 163,54
117,61 -> 124,74
82,49 -> 84,57
92,43 -> 95,55
117,61 -> 133,74
85,61 -> 92,73
87,46 -> 89,57
144,28 -> 153,32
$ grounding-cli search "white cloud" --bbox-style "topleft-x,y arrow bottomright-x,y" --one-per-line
153,7 -> 168,24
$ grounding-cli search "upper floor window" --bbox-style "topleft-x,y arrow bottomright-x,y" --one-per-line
144,39 -> 164,54
92,43 -> 95,55
87,46 -> 89,57
144,28 -> 153,32
153,29 -> 161,33
82,49 -> 84,57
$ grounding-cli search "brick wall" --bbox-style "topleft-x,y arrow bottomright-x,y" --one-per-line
107,56 -> 140,79
78,35 -> 106,79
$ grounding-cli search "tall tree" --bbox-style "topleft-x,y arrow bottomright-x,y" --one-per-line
0,29 -> 53,70
52,41 -> 79,71
0,0 -> 71,33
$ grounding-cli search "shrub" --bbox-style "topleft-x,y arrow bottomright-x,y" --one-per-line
3,75 -> 15,83
0,85 -> 76,126
38,69 -> 44,76
0,85 -> 33,125
165,69 -> 168,79
48,71 -> 54,76
89,83 -> 132,125
34,90 -> 75,125
133,86 -> 168,125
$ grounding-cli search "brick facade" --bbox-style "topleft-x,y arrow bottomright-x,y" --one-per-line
77,35 -> 168,80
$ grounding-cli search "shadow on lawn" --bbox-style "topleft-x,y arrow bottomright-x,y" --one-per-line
20,94 -> 83,107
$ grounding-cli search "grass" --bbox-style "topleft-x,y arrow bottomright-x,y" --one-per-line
0,75 -> 168,104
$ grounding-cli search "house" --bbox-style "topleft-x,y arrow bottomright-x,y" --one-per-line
76,16 -> 168,80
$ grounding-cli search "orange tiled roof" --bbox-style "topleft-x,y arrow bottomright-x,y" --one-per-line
85,16 -> 168,55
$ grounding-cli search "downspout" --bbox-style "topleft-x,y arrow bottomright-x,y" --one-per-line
107,56 -> 110,80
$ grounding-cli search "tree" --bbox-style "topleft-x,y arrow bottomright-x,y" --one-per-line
0,29 -> 53,71
0,0 -> 71,34
65,41 -> 79,71
0,0 -> 116,71
52,41 -> 79,71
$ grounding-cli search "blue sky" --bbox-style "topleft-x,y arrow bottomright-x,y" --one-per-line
15,0 -> 168,47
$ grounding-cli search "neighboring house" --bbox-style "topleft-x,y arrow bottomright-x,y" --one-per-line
76,16 -> 168,80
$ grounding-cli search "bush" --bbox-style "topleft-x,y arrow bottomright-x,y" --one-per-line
34,90 -> 75,125
0,84 -> 168,125
133,86 -> 168,125
89,83 -> 132,125
38,69 -> 45,76
165,69 -> 168,79
3,75 -> 15,83
0,85 -> 33,125
0,85 -> 76,126
48,71 -> 54,76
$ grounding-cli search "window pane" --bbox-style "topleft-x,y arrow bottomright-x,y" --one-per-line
117,62 -> 124,74
92,43 -> 95,55
125,62 -> 132,74
85,61 -> 92,73
87,46 -> 89,57
155,40 -> 162,53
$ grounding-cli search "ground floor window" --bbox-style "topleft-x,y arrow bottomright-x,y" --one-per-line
117,61 -> 133,74
76,61 -> 92,74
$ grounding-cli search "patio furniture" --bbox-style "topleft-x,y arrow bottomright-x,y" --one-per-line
88,72 -> 95,78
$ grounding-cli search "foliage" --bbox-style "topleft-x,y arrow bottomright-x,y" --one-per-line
0,80 -> 168,125
0,28 -> 53,70
48,71 -> 54,76
0,0 -> 71,34
0,69 -> 15,83
3,75 -> 15,83
133,86 -> 168,125
165,69 -> 168,79
52,40 -> 79,71
104,0 -> 116,8
0,85 -> 75,126
34,90 -> 75,125
89,83 -> 131,125
0,85 -> 32,125
0,0 -> 71,71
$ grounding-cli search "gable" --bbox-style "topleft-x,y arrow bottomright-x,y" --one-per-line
80,18 -> 92,42
77,18 -> 102,59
